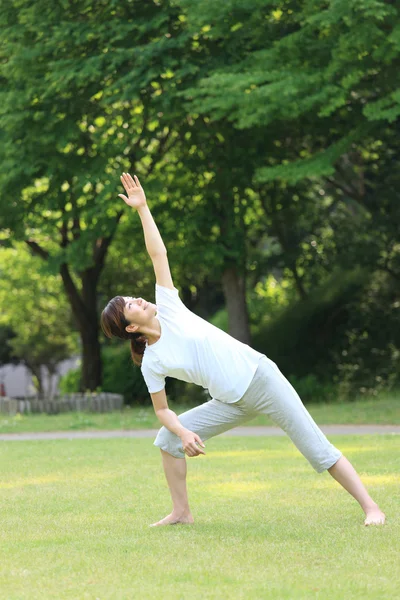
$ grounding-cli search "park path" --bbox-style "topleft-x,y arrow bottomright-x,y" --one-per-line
1,424 -> 400,441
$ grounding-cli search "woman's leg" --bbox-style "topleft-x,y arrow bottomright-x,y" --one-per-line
327,456 -> 385,525
150,396 -> 256,526
149,450 -> 194,526
247,357 -> 386,525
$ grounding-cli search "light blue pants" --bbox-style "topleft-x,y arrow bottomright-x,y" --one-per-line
154,355 -> 342,473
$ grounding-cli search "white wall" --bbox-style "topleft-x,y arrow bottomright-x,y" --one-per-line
0,356 -> 80,399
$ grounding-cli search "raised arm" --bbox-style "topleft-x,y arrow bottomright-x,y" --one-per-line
119,172 -> 174,289
119,172 -> 166,257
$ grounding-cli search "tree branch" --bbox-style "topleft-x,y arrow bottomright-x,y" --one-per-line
72,217 -> 81,241
70,191 -> 81,241
60,220 -> 69,248
325,177 -> 361,202
92,211 -> 123,280
59,263 -> 90,329
25,240 -> 49,260
140,92 -> 150,138
381,264 -> 400,281
145,129 -> 177,178
381,252 -> 400,282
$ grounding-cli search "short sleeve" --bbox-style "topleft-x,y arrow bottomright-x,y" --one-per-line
141,358 -> 166,394
155,284 -> 187,316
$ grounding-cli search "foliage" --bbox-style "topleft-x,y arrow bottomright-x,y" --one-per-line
180,0 -> 400,133
59,344 -> 149,404
0,0 -> 195,390
1,0 -> 400,404
287,373 -> 337,405
101,345 -> 149,404
251,266 -> 400,399
0,245 -> 78,392
58,366 -> 81,396
331,271 -> 400,399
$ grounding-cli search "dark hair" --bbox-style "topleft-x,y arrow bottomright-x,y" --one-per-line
100,296 -> 146,367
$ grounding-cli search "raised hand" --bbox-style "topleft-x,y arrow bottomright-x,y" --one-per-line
119,172 -> 147,209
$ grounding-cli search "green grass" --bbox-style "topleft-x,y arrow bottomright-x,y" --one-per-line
1,393 -> 399,434
0,435 -> 399,599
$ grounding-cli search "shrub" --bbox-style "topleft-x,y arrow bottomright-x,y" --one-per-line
101,345 -> 149,405
59,345 -> 149,404
250,266 -> 400,399
287,373 -> 337,405
58,366 -> 80,394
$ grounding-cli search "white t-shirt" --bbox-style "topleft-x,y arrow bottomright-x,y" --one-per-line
140,284 -> 264,404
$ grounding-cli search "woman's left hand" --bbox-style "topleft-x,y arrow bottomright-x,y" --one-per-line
180,429 -> 206,457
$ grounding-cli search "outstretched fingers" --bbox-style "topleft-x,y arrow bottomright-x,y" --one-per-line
120,172 -> 140,193
120,172 -> 132,190
120,174 -> 129,193
125,172 -> 135,187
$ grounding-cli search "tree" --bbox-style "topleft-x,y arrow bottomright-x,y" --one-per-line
173,0 -> 400,391
0,0 -> 192,389
0,245 -> 78,396
174,0 -> 400,309
0,0 -> 282,367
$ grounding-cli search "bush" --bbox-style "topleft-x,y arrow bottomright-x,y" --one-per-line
330,270 -> 400,399
59,345 -> 150,405
101,345 -> 149,405
286,373 -> 337,405
58,366 -> 80,394
250,266 -> 400,400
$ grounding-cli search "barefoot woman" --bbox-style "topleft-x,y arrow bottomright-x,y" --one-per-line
101,173 -> 386,528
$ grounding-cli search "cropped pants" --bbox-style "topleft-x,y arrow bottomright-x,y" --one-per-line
153,355 -> 342,473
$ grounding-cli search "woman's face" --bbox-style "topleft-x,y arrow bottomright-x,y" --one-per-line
123,296 -> 157,326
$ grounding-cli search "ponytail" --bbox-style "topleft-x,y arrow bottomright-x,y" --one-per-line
130,334 -> 147,367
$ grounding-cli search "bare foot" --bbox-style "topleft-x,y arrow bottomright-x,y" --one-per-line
149,512 -> 194,527
364,506 -> 386,526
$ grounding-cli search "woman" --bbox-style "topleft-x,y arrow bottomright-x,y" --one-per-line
101,172 -> 386,528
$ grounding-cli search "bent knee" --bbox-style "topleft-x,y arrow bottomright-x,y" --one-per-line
153,426 -> 185,458
313,449 -> 343,473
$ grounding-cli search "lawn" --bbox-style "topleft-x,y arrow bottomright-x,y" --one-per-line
0,434 -> 399,599
1,393 -> 400,434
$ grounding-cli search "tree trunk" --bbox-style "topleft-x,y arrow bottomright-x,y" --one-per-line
291,262 -> 307,300
46,367 -> 59,401
80,269 -> 103,392
28,363 -> 43,397
221,264 -> 252,345
81,325 -> 102,392
60,264 -> 103,392
26,217 -> 121,393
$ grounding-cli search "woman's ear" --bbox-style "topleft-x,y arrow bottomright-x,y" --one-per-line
125,324 -> 139,334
